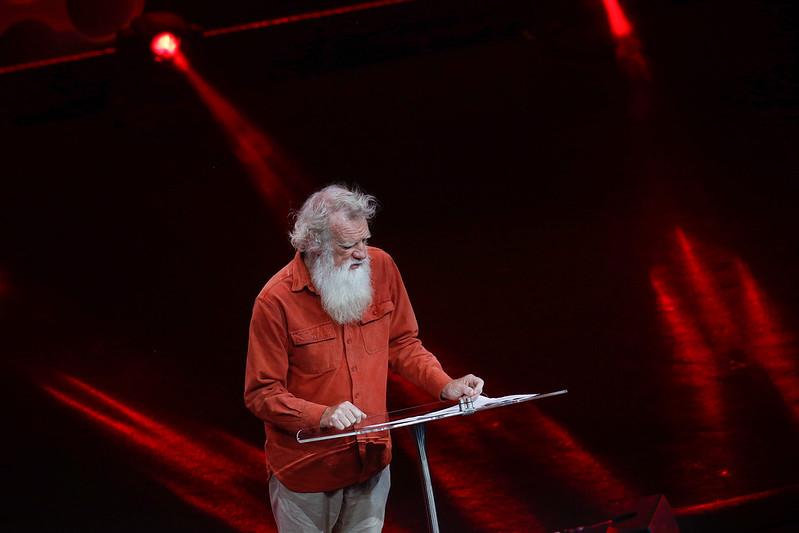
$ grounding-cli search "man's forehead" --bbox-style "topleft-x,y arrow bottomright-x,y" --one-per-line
330,213 -> 369,240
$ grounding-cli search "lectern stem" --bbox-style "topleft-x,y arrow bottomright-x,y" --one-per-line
411,423 -> 440,533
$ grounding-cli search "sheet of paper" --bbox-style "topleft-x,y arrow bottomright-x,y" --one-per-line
297,390 -> 566,443
360,393 -> 540,430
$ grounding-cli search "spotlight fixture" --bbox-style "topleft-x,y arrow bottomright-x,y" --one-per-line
116,11 -> 200,65
150,31 -> 180,61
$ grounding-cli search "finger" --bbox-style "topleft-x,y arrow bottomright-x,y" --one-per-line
443,382 -> 465,401
335,409 -> 352,426
342,410 -> 357,426
465,375 -> 481,387
332,416 -> 345,430
472,377 -> 484,396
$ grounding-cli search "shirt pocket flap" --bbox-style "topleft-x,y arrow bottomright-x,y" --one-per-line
361,300 -> 395,325
290,323 -> 337,346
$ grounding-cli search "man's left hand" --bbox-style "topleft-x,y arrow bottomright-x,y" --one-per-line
440,374 -> 485,401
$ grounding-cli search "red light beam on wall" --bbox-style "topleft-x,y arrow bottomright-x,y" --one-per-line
388,375 -> 545,531
674,228 -> 739,348
600,0 -> 632,38
650,269 -> 725,425
40,372 -> 273,533
514,405 -> 634,503
647,228 -> 799,494
389,373 -> 632,529
598,0 -> 649,83
171,51 -> 307,224
736,260 -> 799,424
403,349 -> 634,504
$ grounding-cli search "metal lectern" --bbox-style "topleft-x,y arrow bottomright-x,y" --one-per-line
297,389 -> 568,532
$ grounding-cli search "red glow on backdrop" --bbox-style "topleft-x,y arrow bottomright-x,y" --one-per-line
650,269 -> 724,424
520,406 -> 634,502
650,232 -> 750,490
598,0 -> 649,83
674,228 -> 738,346
170,51 -> 306,222
395,432 -> 547,532
388,376 -> 546,531
651,228 -> 799,495
600,0 -> 632,37
41,373 -> 273,533
388,373 -> 631,530
736,260 -> 799,424
151,32 -> 180,60
670,230 -> 798,423
401,348 -> 633,503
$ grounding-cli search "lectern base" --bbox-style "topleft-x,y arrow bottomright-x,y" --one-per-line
411,423 -> 440,533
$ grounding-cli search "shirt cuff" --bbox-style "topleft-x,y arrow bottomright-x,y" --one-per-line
299,401 -> 329,430
425,368 -> 454,400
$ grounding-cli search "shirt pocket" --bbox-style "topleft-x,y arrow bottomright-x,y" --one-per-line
289,322 -> 339,373
360,300 -> 395,354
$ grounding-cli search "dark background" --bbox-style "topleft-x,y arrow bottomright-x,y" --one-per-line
1,1 -> 798,531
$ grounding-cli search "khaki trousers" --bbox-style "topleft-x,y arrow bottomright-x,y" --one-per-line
268,467 -> 391,533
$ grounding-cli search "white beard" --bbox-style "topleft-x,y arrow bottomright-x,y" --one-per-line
310,249 -> 373,325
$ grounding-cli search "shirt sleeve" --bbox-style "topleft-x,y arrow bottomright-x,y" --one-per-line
385,255 -> 453,398
244,295 -> 328,433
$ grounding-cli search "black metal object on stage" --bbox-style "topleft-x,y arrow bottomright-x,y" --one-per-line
559,494 -> 679,533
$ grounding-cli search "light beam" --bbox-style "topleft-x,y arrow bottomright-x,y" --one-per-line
41,372 -> 274,533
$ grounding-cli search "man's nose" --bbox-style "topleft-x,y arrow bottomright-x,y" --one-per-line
352,243 -> 367,260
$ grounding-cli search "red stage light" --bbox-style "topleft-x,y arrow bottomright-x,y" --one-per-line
151,31 -> 180,60
597,0 -> 649,83
601,0 -> 633,38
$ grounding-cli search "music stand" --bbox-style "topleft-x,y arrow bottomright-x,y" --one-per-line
297,389 -> 568,532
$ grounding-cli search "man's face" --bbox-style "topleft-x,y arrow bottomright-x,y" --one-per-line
329,214 -> 370,269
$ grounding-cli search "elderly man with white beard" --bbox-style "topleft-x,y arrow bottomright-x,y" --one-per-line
244,184 -> 484,532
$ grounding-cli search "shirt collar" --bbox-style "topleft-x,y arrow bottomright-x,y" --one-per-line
290,252 -> 318,294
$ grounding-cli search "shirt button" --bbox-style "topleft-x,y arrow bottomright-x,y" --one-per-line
346,337 -> 352,344
351,366 -> 358,373
354,393 -> 360,399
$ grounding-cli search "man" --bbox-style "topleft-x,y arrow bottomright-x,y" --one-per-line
244,184 -> 484,532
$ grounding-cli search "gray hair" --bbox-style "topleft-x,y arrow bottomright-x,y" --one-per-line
289,184 -> 378,253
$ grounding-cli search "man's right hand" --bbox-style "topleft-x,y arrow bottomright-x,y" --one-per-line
320,401 -> 366,430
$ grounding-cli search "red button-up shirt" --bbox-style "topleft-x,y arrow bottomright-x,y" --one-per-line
244,247 -> 453,492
